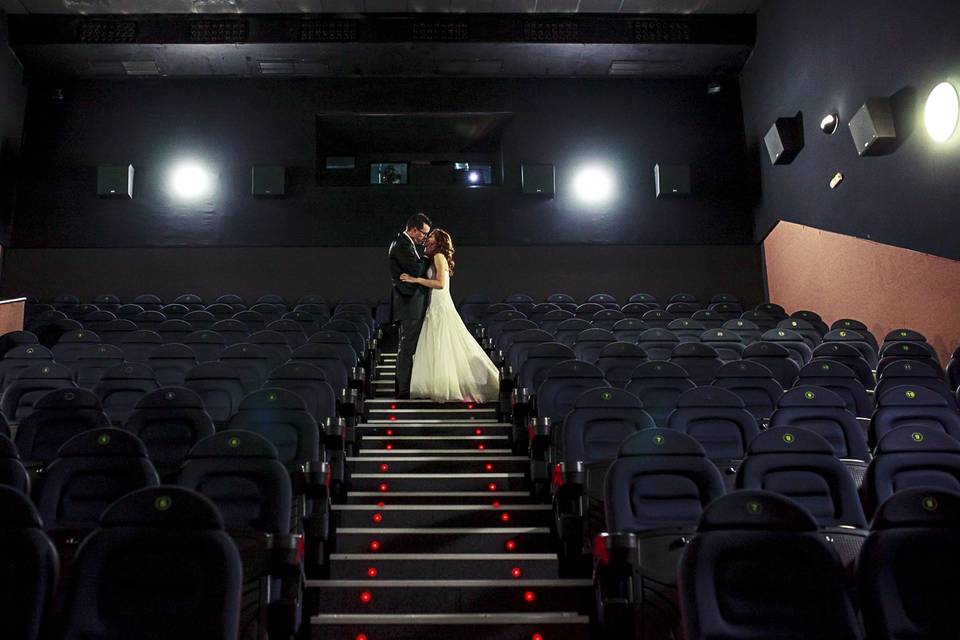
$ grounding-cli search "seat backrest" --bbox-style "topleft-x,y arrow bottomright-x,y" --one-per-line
290,343 -> 349,393
736,427 -> 866,528
620,303 -> 652,319
0,433 -> 29,492
183,310 -> 216,331
124,387 -> 215,479
174,294 -> 205,310
211,319 -> 250,346
574,303 -> 605,320
0,344 -> 54,391
591,309 -> 626,331
205,304 -> 237,323
219,343 -> 276,394
595,342 -> 648,388
93,362 -> 160,425
535,361 -> 609,425
823,329 -> 879,368
761,328 -> 814,366
679,490 -> 863,640
156,319 -> 194,344
668,319 -> 706,342
628,293 -> 658,306
605,428 -> 725,532
858,488 -> 960,640
739,309 -> 779,331
877,341 -> 942,378
875,359 -> 956,407
179,430 -> 292,534
770,386 -> 870,461
61,486 -> 242,640
948,346 -> 960,393
496,319 -> 539,353
306,331 -> 359,369
1,363 -> 77,422
611,318 -> 647,343
691,310 -> 725,329
132,293 -> 163,310
863,425 -> 960,517
641,309 -> 677,329
871,385 -> 960,446
625,361 -> 696,427
183,362 -> 247,426
14,388 -> 112,465
572,328 -> 616,363
558,387 -> 654,465
699,328 -> 745,362
51,329 -> 101,367
146,343 -> 198,387
831,318 -> 879,350
233,310 -> 266,332
667,386 -> 760,464
119,329 -> 164,363
226,388 -> 320,468
721,318 -> 761,343
790,310 -> 829,335
36,428 -> 160,531
742,341 -> 800,389
72,344 -> 125,389
182,330 -> 227,364
669,342 -> 722,385
266,319 -> 308,349
812,342 -> 876,389
777,318 -> 823,348
0,485 -> 59,640
505,329 -> 554,372
553,319 -> 592,347
266,362 -> 337,423
637,328 -> 680,361
516,343 -> 576,391
539,309 -> 574,334
797,359 -> 873,418
711,360 -> 783,422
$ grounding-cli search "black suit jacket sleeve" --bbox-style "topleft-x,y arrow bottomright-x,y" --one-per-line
389,232 -> 426,297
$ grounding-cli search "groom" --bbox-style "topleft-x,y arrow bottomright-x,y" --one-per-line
389,212 -> 432,399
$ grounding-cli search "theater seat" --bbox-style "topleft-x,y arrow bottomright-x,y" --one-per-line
875,359 -> 956,407
0,344 -> 54,393
699,328 -> 744,362
184,362 -> 247,428
0,485 -> 59,640
226,388 -> 321,470
1,363 -> 77,423
741,341 -> 799,389
858,488 -> 960,640
626,361 -> 696,427
637,328 -> 680,361
871,385 -> 960,447
60,486 -> 242,640
0,433 -> 29,492
669,342 -> 722,385
797,359 -> 873,418
93,362 -> 160,426
666,386 -> 759,471
769,385 -> 870,465
862,425 -> 960,518
595,342 -> 647,388
678,490 -> 863,640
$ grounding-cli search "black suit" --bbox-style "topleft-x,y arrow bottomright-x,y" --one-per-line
389,231 -> 430,398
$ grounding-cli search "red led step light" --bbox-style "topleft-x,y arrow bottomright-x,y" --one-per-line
372,513 -> 383,523
360,591 -> 372,603
386,429 -> 394,436
369,540 -> 381,551
389,415 -> 397,421
478,443 -> 486,450
505,540 -> 517,551
367,567 -> 378,578
485,463 -> 494,471
377,501 -> 385,508
390,404 -> 397,409
487,482 -> 498,491
378,483 -> 389,492
511,567 -> 522,578
475,428 -> 483,435
385,444 -> 394,450
380,463 -> 389,472
501,513 -> 511,523
523,591 -> 536,603
491,500 -> 501,508
356,634 -> 368,640
467,403 -> 475,409
533,634 -> 544,640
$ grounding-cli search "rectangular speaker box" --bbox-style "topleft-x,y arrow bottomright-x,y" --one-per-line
764,116 -> 804,165
521,163 -> 555,196
654,164 -> 691,198
252,166 -> 285,196
97,165 -> 134,198
848,97 -> 897,156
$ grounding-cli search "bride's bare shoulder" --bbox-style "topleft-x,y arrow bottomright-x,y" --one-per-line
433,253 -> 449,267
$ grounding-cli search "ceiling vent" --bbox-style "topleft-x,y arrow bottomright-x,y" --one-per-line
633,19 -> 692,43
412,20 -> 469,42
78,20 -> 137,44
189,20 -> 248,43
300,20 -> 358,42
522,20 -> 580,43
121,60 -> 160,76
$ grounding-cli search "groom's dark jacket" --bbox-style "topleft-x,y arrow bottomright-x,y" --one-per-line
389,231 -> 431,323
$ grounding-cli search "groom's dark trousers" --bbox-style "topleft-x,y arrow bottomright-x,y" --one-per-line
389,231 -> 430,398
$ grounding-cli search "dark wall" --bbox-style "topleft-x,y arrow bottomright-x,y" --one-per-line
0,11 -> 27,246
13,76 -> 754,248
740,0 -> 960,260
1,244 -> 765,308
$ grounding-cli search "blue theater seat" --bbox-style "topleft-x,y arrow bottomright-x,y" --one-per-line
553,318 -> 592,348
875,358 -> 956,407
183,330 -> 228,363
669,342 -> 722,385
226,388 -> 320,471
711,360 -> 782,422
123,387 -> 215,481
626,361 -> 696,427
699,328 -> 744,362
721,318 -> 761,343
1,362 -> 77,423
769,385 -> 870,465
666,386 -> 759,470
60,486 -> 242,640
863,425 -> 960,518
572,328 -> 616,363
146,342 -> 199,387
93,362 -> 160,426
0,344 -> 54,392
14,388 -> 111,468
611,318 -> 647,343
761,327 -> 813,366
0,485 -> 58,640
812,341 -> 876,389
857,488 -> 960,640
777,317 -> 822,348
637,328 -> 680,361
877,341 -> 943,378
823,328 -> 878,369
741,341 -> 799,389
667,318 -> 705,341
220,343 -> 277,394
0,433 -> 29,492
678,490 -> 863,640
184,362 -> 247,428
595,342 -> 647,388
871,385 -> 960,446
789,310 -> 829,336
797,359 -> 873,418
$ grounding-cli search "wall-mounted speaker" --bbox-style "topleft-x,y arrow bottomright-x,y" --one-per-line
763,115 -> 804,165
97,164 -> 134,198
654,163 -> 691,198
252,166 -> 285,197
521,163 -> 555,196
848,97 -> 897,156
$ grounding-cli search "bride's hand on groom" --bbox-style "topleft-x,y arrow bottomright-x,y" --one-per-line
400,273 -> 418,284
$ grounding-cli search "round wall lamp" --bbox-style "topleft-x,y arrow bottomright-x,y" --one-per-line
924,81 -> 959,143
820,113 -> 839,135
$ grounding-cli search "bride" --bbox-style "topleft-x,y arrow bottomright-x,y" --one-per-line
400,229 -> 500,403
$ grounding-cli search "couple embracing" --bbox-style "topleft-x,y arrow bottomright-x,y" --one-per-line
388,212 -> 499,403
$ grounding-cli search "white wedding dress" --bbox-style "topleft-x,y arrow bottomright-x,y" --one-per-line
410,266 -> 500,403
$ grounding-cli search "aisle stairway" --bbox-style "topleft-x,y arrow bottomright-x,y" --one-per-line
306,351 -> 593,639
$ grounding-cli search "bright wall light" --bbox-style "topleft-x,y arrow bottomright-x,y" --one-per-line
924,81 -> 959,142
169,161 -> 214,200
572,165 -> 615,205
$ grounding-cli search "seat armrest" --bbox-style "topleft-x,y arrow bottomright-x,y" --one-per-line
527,417 -> 552,461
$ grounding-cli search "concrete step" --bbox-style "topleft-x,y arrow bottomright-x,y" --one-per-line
368,408 -> 500,421
307,579 -> 593,615
334,504 -> 551,528
328,553 -> 560,580
359,436 -> 510,451
350,472 -> 528,492
309,612 -> 590,640
334,527 -> 555,554
345,491 -> 541,505
349,456 -> 527,474
357,423 -> 512,437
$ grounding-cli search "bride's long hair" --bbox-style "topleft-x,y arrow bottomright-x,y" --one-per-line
429,228 -> 456,275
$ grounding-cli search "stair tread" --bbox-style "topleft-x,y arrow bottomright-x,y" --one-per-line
337,527 -> 549,533
330,553 -> 557,560
334,504 -> 549,510
308,579 -> 592,587
312,612 -> 589,623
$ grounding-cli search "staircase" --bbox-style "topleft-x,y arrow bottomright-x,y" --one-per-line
306,351 -> 593,639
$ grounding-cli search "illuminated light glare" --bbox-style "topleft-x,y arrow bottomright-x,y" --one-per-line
475,428 -> 483,435
505,539 -> 517,550
487,482 -> 498,491
572,165 -> 615,205
925,81 -> 960,142
466,403 -> 475,409
356,635 -> 368,640
168,161 -> 213,200
478,443 -> 485,450
501,512 -> 511,522
360,591 -> 372,603
372,513 -> 383,523
512,567 -> 522,578
485,463 -> 494,471
386,429 -> 394,436
378,483 -> 389,492
523,590 -> 536,603
380,463 -> 389,472
389,415 -> 397,421
390,403 -> 397,409
533,634 -> 544,640
377,501 -> 385,508
468,171 -> 480,183
385,444 -> 394,450
369,540 -> 381,551
491,500 -> 501,508
367,567 -> 378,577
